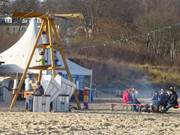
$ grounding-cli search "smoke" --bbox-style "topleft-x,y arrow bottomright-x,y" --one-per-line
133,76 -> 154,98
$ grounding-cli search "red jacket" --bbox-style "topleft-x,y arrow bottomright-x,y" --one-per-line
122,89 -> 130,103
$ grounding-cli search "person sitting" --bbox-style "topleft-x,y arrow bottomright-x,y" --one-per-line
122,88 -> 132,111
158,89 -> 169,111
122,89 -> 129,104
26,82 -> 44,111
33,82 -> 44,96
131,88 -> 140,112
163,87 -> 178,112
151,91 -> 160,112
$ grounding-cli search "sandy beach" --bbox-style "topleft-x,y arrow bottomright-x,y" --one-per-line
0,101 -> 180,135
0,111 -> 179,135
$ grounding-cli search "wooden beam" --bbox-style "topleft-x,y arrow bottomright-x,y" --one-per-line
38,70 -> 42,83
9,20 -> 46,111
13,11 -> 46,18
13,11 -> 84,20
29,65 -> 50,70
50,21 -> 72,81
48,67 -> 66,70
51,20 -> 81,110
29,65 -> 66,71
37,45 -> 61,50
54,13 -> 84,20
47,18 -> 56,78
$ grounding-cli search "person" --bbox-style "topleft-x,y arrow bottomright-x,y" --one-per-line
141,104 -> 151,113
122,89 -> 130,104
151,91 -> 160,112
163,87 -> 178,112
41,31 -> 48,44
164,91 -> 170,106
27,82 -> 45,111
25,74 -> 33,91
26,96 -> 33,111
158,89 -> 169,110
122,88 -> 132,111
33,82 -> 44,96
88,28 -> 93,39
131,88 -> 140,112
36,50 -> 46,66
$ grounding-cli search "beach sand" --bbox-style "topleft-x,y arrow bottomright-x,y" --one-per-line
0,111 -> 180,135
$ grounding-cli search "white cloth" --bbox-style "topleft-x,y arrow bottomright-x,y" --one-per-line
25,78 -> 32,91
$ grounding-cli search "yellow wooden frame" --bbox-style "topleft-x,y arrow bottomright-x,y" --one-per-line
9,16 -> 81,111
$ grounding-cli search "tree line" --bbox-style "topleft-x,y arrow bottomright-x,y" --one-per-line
1,0 -> 180,65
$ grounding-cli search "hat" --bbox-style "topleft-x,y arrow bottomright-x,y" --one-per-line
169,86 -> 176,92
169,87 -> 173,90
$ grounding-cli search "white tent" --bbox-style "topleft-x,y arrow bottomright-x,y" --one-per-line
61,60 -> 92,76
0,18 -> 40,72
0,18 -> 92,77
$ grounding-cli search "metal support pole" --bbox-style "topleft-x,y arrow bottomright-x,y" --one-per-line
89,70 -> 93,102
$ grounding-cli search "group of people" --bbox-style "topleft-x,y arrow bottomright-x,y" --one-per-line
151,87 -> 179,113
121,86 -> 179,113
122,88 -> 141,112
25,74 -> 45,111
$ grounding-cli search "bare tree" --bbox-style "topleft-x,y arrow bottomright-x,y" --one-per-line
0,0 -> 10,15
11,0 -> 41,12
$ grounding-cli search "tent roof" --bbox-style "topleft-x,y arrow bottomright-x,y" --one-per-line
0,18 -> 38,70
60,60 -> 92,76
0,64 -> 24,73
0,18 -> 92,76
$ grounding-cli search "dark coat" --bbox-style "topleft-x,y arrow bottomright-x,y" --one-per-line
34,85 -> 44,96
168,92 -> 178,106
159,93 -> 169,106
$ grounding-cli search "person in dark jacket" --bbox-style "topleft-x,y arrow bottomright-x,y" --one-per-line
151,91 -> 160,112
33,82 -> 44,96
159,89 -> 169,108
27,82 -> 44,111
163,88 -> 178,112
131,88 -> 140,112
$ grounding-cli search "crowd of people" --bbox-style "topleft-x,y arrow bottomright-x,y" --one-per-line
151,87 -> 179,113
122,88 -> 141,112
121,87 -> 179,113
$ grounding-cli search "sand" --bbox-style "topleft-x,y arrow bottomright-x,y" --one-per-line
0,111 -> 180,135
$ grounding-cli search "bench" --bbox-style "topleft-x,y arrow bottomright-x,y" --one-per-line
106,103 -> 146,112
122,103 -> 146,112
106,102 -> 180,112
